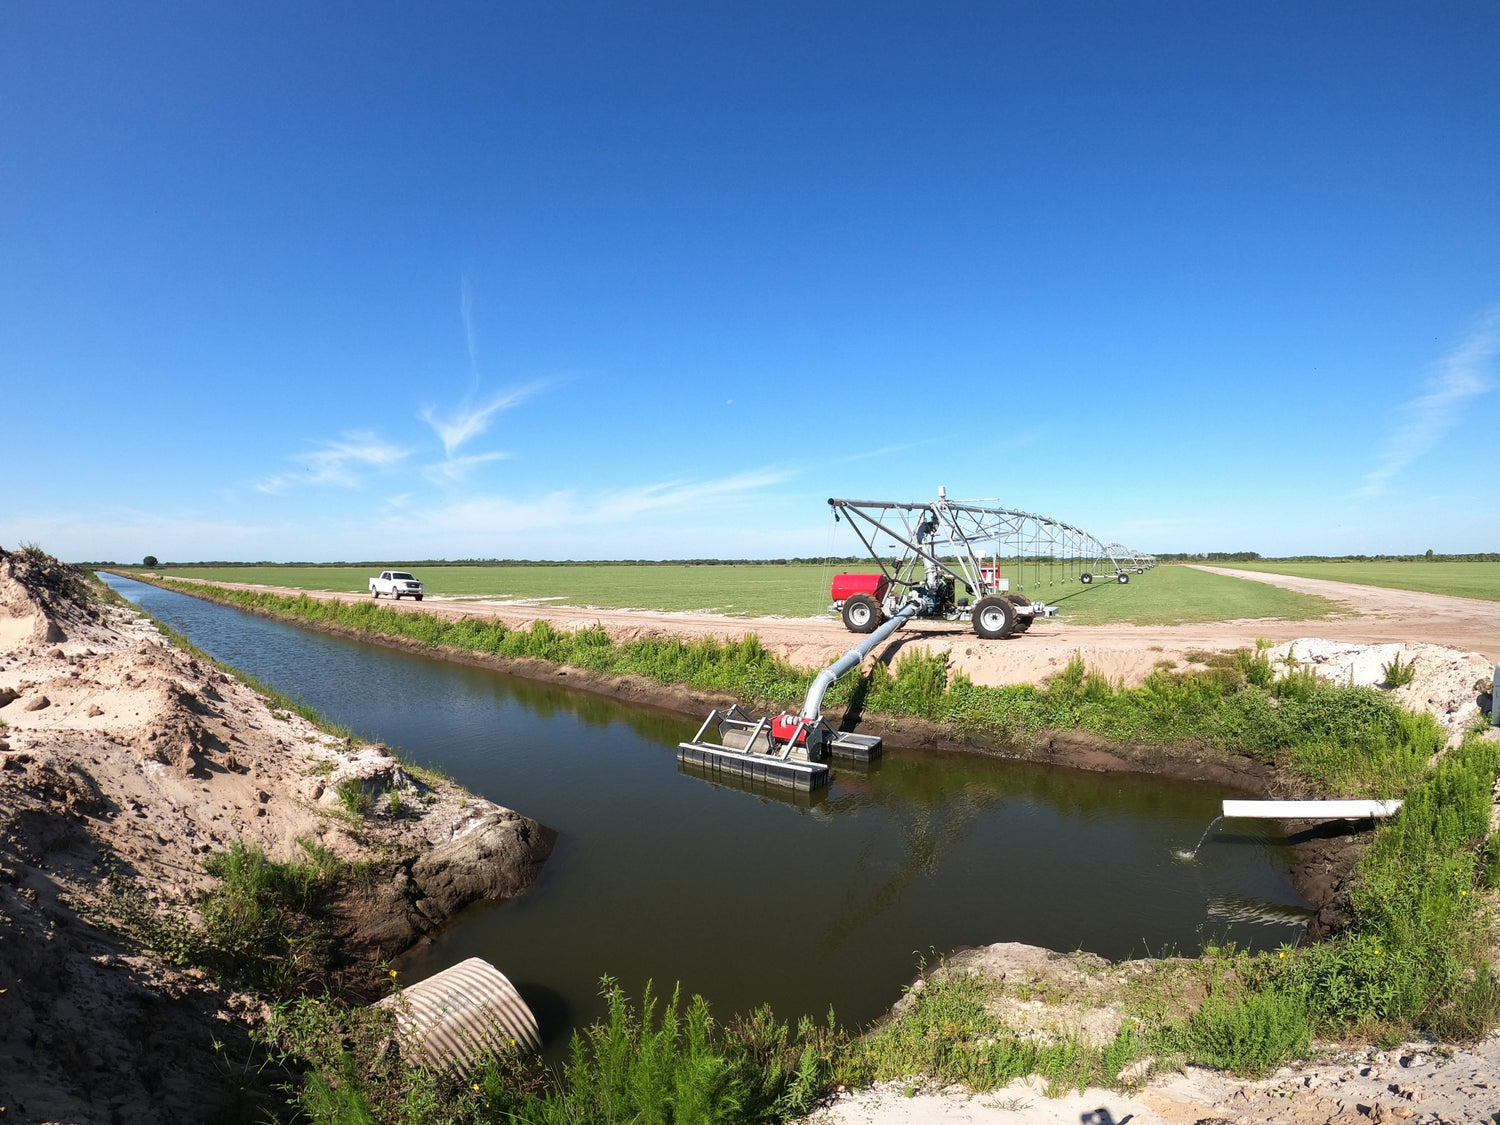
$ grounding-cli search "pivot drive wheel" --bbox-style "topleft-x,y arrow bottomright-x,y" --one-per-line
1117,573 -> 1130,584
972,595 -> 1016,640
1079,572 -> 1093,585
1005,592 -> 1033,633
841,594 -> 882,634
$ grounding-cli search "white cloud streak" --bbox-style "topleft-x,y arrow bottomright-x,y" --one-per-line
256,432 -> 410,493
1358,303 -> 1500,497
420,382 -> 545,458
422,451 -> 512,484
382,467 -> 797,545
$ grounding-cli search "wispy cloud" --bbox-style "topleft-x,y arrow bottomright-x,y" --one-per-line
831,439 -> 937,465
422,450 -> 512,484
1358,302 -> 1500,497
421,382 -> 546,458
590,469 -> 796,522
256,432 -> 410,493
382,467 -> 798,545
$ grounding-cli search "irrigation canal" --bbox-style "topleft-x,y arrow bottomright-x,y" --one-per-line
105,575 -> 1311,1047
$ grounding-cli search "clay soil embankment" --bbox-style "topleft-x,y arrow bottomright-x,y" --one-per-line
0,550 -> 554,1123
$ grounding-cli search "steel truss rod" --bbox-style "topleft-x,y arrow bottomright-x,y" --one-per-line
828,494 -> 1156,593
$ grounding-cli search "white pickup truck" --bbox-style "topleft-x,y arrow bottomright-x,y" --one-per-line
369,570 -> 424,601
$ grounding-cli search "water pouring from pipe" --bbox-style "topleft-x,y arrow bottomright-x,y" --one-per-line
1174,814 -> 1224,861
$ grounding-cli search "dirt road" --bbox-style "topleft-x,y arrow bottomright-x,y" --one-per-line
153,567 -> 1499,688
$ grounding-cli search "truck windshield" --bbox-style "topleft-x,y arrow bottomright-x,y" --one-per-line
392,573 -> 415,580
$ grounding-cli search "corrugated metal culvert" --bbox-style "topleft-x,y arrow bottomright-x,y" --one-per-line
378,957 -> 540,1073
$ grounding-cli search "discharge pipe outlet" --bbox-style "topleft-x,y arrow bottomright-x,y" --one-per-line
799,602 -> 920,721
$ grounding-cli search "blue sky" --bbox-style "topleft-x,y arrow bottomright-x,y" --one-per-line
3,2 -> 1497,562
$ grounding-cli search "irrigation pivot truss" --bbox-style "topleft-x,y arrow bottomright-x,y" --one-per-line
827,491 -> 1158,597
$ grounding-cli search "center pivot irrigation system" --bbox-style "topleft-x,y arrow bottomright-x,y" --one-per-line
678,488 -> 1157,793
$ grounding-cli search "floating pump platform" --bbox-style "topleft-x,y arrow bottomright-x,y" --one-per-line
678,605 -> 913,794
677,705 -> 883,792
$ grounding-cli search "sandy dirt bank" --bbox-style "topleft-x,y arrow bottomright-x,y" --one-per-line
0,550 -> 554,1123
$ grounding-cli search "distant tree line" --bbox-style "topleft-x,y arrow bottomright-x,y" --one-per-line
1258,552 -> 1500,563
1156,551 -> 1264,562
1156,551 -> 1500,563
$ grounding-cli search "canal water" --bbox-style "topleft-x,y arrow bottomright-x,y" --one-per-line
103,575 -> 1309,1044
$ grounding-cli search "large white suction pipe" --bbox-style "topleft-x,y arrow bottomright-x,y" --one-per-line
799,603 -> 919,720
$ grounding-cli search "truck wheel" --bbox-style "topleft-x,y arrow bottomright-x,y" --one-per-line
841,594 -> 882,634
1005,593 -> 1032,632
972,595 -> 1016,639
1080,572 -> 1093,585
372,589 -> 379,598
1118,573 -> 1130,584
414,594 -> 423,601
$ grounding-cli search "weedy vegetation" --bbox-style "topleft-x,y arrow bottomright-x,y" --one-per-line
88,838 -> 348,997
1382,651 -> 1417,688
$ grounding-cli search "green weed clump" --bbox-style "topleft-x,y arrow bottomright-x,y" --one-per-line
93,839 -> 347,996
1180,981 -> 1310,1075
197,839 -> 345,993
263,980 -> 844,1125
1382,651 -> 1417,688
336,777 -> 372,818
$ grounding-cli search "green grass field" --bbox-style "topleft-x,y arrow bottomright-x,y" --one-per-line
132,562 -> 1339,625
1025,564 -> 1337,625
1222,560 -> 1500,603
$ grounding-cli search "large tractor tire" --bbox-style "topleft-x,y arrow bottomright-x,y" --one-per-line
841,594 -> 883,634
972,595 -> 1016,640
1005,592 -> 1033,633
